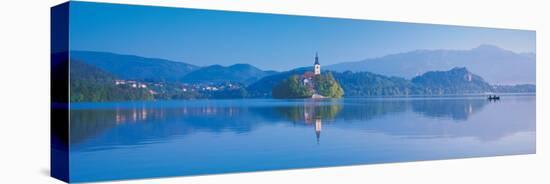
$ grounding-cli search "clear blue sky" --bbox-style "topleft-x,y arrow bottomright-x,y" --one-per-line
69,1 -> 536,71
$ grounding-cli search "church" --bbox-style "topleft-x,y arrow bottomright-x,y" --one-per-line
314,52 -> 321,75
301,53 -> 321,87
298,53 -> 327,99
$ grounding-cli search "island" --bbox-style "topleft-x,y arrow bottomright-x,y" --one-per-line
272,53 -> 344,99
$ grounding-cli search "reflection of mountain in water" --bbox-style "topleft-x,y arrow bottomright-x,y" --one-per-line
70,110 -> 118,144
70,106 -> 264,147
410,99 -> 487,121
331,97 -> 534,142
337,99 -> 408,121
70,97 -> 535,149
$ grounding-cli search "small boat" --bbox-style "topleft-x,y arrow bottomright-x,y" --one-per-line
488,95 -> 500,100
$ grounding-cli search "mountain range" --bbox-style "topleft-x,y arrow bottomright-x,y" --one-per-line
69,45 -> 535,100
71,51 -> 276,84
182,64 -> 276,85
326,45 -> 535,85
71,51 -> 199,82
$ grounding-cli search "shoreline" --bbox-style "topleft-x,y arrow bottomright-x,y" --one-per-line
68,93 -> 536,106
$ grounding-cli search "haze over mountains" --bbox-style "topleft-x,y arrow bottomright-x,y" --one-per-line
71,51 -> 199,82
71,44 -> 535,87
71,51 -> 274,84
326,45 -> 535,85
182,64 -> 276,85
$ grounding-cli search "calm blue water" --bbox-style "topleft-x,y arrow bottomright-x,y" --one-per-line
69,95 -> 536,182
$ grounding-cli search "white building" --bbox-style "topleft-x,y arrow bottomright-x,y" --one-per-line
314,52 -> 321,75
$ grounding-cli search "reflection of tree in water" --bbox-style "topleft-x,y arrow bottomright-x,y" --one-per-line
274,100 -> 343,143
410,99 -> 487,121
71,108 -> 168,144
275,101 -> 342,122
70,110 -> 118,144
70,98 -> 494,147
70,105 -> 261,146
336,100 -> 408,121
271,98 -> 490,143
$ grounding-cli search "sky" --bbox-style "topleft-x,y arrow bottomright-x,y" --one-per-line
69,1 -> 536,71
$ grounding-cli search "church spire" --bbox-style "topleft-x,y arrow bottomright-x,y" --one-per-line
314,52 -> 319,65
314,52 -> 321,75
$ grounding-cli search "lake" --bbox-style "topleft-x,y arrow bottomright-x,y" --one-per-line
69,95 -> 536,182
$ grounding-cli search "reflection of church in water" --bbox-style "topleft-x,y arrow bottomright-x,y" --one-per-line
303,108 -> 323,144
301,53 -> 324,144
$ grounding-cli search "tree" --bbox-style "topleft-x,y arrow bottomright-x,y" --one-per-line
315,72 -> 344,98
70,60 -> 154,102
272,75 -> 313,98
272,73 -> 344,99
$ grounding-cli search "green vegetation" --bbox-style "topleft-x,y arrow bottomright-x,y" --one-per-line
276,102 -> 343,121
70,60 -> 251,102
203,88 -> 248,99
272,73 -> 344,99
314,73 -> 344,98
70,60 -> 154,102
410,67 -> 491,95
272,75 -> 313,98
332,71 -> 415,96
491,84 -> 536,93
146,82 -> 201,100
331,67 -> 514,96
182,64 -> 276,85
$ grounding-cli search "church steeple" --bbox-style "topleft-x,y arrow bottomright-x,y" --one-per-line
314,52 -> 321,75
315,118 -> 322,144
314,52 -> 319,65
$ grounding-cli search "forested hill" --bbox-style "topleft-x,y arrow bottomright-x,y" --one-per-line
331,71 -> 414,96
246,67 -> 311,97
247,67 -> 535,97
70,60 -> 153,102
272,73 -> 344,99
182,64 -> 277,85
411,67 -> 491,95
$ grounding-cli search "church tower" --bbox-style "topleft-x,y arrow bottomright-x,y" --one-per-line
315,118 -> 322,144
314,52 -> 321,75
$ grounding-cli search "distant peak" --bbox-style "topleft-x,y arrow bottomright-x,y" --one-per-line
451,67 -> 467,70
472,44 -> 502,51
209,64 -> 224,68
450,67 -> 469,72
229,63 -> 261,70
230,63 -> 253,67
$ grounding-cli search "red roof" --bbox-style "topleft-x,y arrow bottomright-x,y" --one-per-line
302,71 -> 315,78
